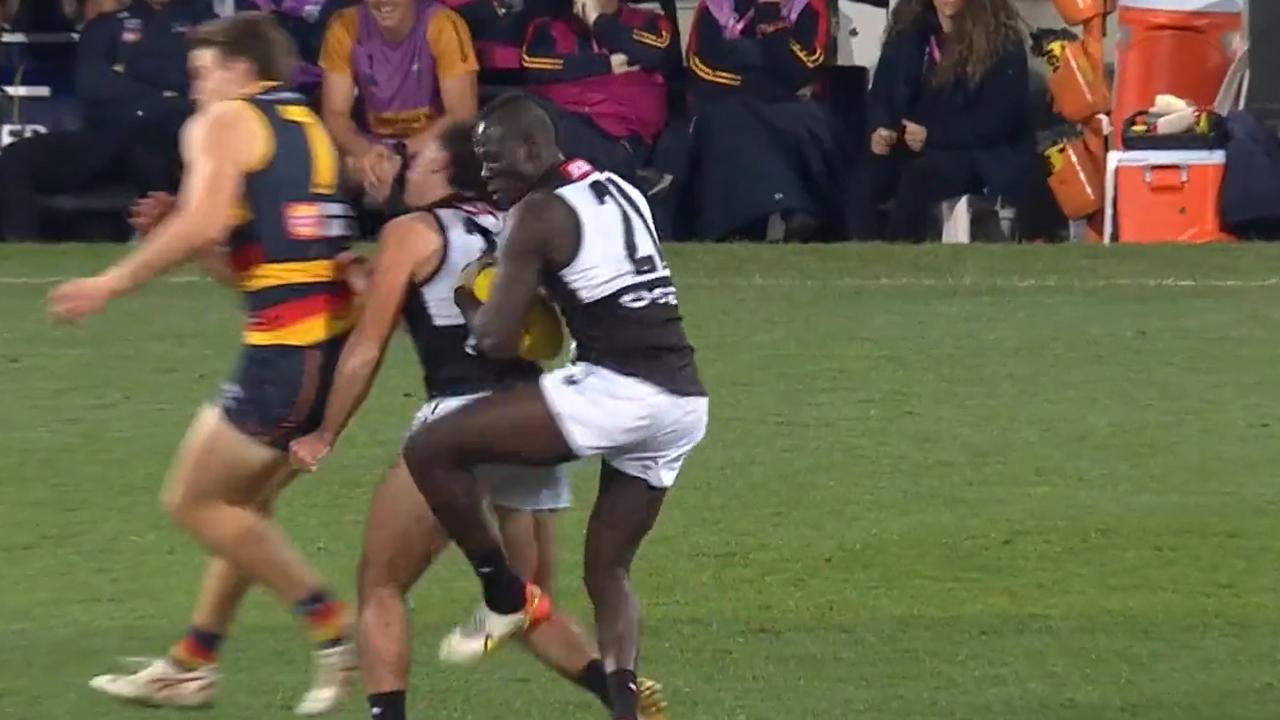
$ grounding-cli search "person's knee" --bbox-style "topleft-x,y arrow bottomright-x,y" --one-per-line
401,427 -> 456,484
159,480 -> 194,525
356,553 -> 408,613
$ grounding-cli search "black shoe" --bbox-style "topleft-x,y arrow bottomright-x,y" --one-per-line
783,211 -> 820,243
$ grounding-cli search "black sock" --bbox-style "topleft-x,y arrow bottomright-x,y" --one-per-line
471,547 -> 525,614
576,659 -> 611,709
607,669 -> 638,720
367,690 -> 405,720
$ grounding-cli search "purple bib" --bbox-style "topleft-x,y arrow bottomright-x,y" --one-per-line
353,0 -> 445,129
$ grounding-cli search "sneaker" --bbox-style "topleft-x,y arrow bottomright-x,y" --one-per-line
438,583 -> 552,665
88,657 -> 218,708
294,642 -> 357,716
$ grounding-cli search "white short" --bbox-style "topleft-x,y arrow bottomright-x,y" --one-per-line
539,363 -> 709,489
408,393 -> 572,511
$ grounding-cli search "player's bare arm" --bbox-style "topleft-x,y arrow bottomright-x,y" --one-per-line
465,192 -> 574,358
129,192 -> 239,287
289,215 -> 444,470
100,102 -> 262,294
48,101 -> 266,323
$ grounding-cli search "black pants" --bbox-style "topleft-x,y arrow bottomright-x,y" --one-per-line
0,118 -> 181,241
846,145 -> 1060,242
688,96 -> 841,241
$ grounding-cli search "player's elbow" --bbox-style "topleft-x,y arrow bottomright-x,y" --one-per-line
175,209 -> 230,248
474,328 -> 520,360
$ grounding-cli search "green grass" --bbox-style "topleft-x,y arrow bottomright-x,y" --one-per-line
3,243 -> 1280,719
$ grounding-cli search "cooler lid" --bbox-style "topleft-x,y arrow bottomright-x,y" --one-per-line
1113,149 -> 1227,165
1118,0 -> 1243,12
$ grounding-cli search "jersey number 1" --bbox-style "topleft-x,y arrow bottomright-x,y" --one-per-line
276,105 -> 338,195
589,179 -> 664,275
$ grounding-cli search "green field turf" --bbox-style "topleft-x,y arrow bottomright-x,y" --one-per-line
2,242 -> 1280,719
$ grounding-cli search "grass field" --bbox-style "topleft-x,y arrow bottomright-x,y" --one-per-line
3,242 -> 1280,719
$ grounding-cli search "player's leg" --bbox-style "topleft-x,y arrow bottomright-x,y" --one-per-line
492,504 -> 612,709
402,383 -> 576,659
162,404 -> 355,714
567,368 -> 708,720
356,458 -> 452,720
582,464 -> 668,720
86,418 -> 329,709
174,462 -> 295,668
160,405 -> 327,602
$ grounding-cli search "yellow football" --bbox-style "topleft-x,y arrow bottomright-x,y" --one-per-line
470,265 -> 564,362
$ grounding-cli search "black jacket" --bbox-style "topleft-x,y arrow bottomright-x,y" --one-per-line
75,0 -> 214,129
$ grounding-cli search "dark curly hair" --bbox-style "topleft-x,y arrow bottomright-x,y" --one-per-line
886,0 -> 1025,88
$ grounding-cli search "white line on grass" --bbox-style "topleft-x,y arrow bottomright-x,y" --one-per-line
2,275 -> 1280,288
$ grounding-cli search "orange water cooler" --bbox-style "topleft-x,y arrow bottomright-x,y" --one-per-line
1112,0 -> 1244,147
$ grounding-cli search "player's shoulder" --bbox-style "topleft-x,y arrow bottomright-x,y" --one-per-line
186,99 -> 271,145
381,211 -> 444,249
514,189 -> 576,226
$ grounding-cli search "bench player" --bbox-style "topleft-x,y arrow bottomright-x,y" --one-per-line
286,120 -> 667,720
49,14 -> 357,714
401,93 -> 709,720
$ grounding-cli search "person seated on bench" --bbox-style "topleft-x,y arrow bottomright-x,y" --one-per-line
844,0 -> 1052,242
0,0 -> 206,242
518,0 -> 675,194
441,0 -> 558,89
318,0 -> 478,205
683,0 -> 839,242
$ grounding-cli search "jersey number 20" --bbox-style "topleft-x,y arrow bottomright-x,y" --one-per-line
589,178 -> 665,275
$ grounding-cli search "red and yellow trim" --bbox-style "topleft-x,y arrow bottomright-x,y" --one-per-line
244,290 -> 354,346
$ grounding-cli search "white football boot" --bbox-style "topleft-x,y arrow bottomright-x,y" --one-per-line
88,657 -> 218,707
438,583 -> 551,665
294,642 -> 357,716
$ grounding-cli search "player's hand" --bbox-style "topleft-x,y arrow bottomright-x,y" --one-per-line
129,191 -> 177,235
359,145 -> 400,202
48,275 -> 119,324
610,53 -> 638,74
336,250 -> 371,296
456,253 -> 497,295
289,432 -> 334,472
902,119 -> 927,152
870,127 -> 898,156
574,0 -> 601,24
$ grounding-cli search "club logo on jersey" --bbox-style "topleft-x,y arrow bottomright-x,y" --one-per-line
560,158 -> 595,182
283,202 -> 326,240
121,17 -> 144,43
